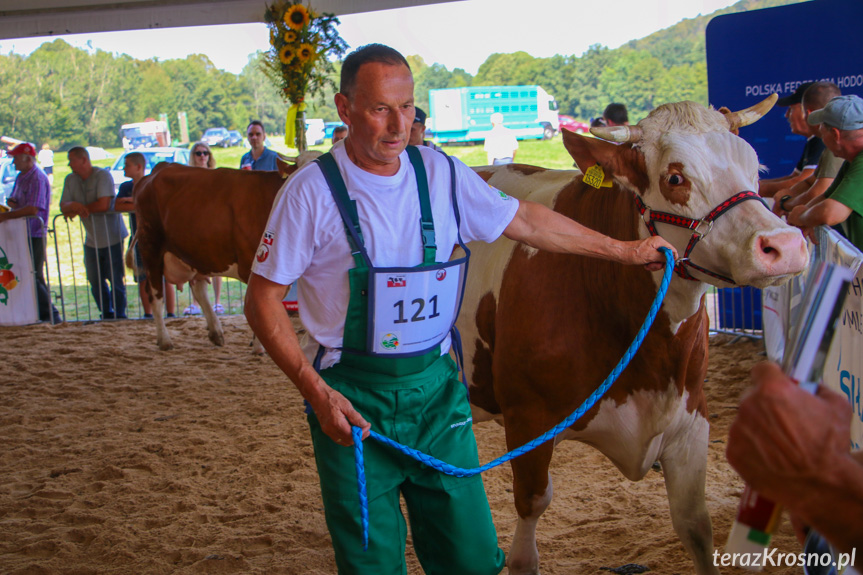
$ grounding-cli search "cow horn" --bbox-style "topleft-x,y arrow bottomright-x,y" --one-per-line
590,125 -> 644,144
723,93 -> 778,131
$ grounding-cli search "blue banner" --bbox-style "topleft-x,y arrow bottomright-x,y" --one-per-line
706,0 -> 863,177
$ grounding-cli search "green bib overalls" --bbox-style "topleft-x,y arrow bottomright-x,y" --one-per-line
307,148 -> 505,575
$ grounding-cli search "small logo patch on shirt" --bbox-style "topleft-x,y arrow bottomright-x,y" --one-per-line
256,244 -> 270,263
492,186 -> 511,200
262,230 -> 274,245
387,276 -> 406,288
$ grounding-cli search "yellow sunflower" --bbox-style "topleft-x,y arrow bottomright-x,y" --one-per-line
279,45 -> 295,64
284,4 -> 310,31
283,30 -> 297,43
297,43 -> 316,63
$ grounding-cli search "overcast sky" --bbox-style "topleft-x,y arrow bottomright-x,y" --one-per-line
0,0 -> 740,75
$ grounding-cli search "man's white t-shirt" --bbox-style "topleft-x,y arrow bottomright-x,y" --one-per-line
252,141 -> 519,368
483,125 -> 519,164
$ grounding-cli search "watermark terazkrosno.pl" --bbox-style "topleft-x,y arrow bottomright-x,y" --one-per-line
714,548 -> 857,570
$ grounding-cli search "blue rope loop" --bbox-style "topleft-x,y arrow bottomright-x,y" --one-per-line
351,247 -> 675,549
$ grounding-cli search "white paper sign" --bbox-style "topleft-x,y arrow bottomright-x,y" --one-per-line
0,218 -> 39,326
371,263 -> 463,355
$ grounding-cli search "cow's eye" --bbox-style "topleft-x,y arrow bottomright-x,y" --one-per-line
668,174 -> 685,186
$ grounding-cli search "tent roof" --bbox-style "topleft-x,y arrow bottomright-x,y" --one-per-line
0,0 -> 457,40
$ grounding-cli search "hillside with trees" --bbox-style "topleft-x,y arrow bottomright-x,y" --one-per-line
0,0 -> 807,149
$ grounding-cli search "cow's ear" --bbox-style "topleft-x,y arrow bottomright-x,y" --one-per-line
561,128 -> 648,191
276,157 -> 296,179
561,129 -> 622,173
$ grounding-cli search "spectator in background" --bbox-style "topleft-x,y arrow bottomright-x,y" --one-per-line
759,82 -> 824,198
331,125 -> 348,147
0,142 -> 62,323
603,103 -> 629,126
183,142 -> 222,315
409,107 -> 443,152
484,112 -> 518,165
774,82 -> 845,216
590,117 -> 607,128
37,143 -> 54,186
60,146 -> 128,320
114,151 -> 177,319
726,361 -> 863,558
788,95 -> 863,252
240,120 -> 279,171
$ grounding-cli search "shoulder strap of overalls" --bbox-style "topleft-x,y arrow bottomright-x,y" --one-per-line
405,145 -> 436,265
315,147 -> 437,266
315,152 -> 369,269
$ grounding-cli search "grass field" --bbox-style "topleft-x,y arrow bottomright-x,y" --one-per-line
40,135 -> 579,322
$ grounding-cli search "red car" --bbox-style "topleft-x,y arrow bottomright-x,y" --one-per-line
558,115 -> 590,134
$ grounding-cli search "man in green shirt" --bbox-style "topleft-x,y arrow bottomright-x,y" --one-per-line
788,95 -> 863,252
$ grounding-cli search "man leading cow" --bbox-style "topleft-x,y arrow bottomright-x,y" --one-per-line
244,43 -> 675,574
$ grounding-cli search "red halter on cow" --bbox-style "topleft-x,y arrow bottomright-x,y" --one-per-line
457,95 -> 808,574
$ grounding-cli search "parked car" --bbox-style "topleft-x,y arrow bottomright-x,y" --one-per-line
128,134 -> 159,149
201,127 -> 230,147
109,147 -> 191,193
225,130 -> 244,147
0,157 -> 18,205
558,115 -> 591,134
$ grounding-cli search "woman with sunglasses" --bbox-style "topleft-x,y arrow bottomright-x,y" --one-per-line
183,142 -> 225,315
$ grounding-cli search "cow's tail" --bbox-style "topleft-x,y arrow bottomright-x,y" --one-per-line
125,232 -> 140,274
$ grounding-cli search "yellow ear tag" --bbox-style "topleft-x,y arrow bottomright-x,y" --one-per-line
584,164 -> 612,189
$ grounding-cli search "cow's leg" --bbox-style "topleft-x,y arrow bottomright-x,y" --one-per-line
190,280 -> 224,347
507,432 -> 556,575
149,282 -> 173,351
659,415 -> 719,575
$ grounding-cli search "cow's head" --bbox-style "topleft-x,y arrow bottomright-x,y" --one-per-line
562,96 -> 808,289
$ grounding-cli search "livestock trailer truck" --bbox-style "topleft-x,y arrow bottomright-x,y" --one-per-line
428,85 -> 559,144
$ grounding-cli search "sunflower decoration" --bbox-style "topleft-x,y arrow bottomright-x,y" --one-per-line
284,4 -> 310,30
264,0 -> 347,151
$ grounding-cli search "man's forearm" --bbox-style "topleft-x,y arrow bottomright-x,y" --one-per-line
244,276 -> 324,400
791,453 -> 863,557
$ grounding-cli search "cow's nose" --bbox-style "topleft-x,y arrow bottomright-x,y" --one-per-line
755,230 -> 809,275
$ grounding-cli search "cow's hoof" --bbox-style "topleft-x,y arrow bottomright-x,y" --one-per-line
158,341 -> 174,351
209,332 -> 225,347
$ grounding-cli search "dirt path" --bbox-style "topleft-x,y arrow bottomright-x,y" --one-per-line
0,317 -> 801,574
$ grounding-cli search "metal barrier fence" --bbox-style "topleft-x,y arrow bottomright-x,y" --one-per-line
33,210 -> 763,335
48,212 -> 248,322
707,286 -> 763,340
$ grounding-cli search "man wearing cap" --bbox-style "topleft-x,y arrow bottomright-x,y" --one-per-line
774,82 -> 845,216
788,94 -> 863,252
408,106 -> 442,151
0,143 -> 62,323
759,82 -> 825,198
60,146 -> 128,320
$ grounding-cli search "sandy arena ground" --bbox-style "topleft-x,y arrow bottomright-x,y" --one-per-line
0,315 -> 804,574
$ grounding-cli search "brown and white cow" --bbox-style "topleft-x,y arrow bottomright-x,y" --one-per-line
131,156 -> 315,351
457,97 -> 808,574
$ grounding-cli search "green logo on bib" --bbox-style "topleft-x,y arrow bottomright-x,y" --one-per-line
381,333 -> 400,350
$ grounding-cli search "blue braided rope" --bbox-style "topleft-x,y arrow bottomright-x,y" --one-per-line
352,426 -> 369,551
352,247 -> 674,548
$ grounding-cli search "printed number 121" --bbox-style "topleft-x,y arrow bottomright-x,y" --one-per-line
394,296 -> 440,323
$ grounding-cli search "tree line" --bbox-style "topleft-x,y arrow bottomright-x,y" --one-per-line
3,0 -> 802,150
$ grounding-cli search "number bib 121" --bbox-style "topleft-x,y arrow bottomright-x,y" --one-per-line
368,258 -> 466,356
